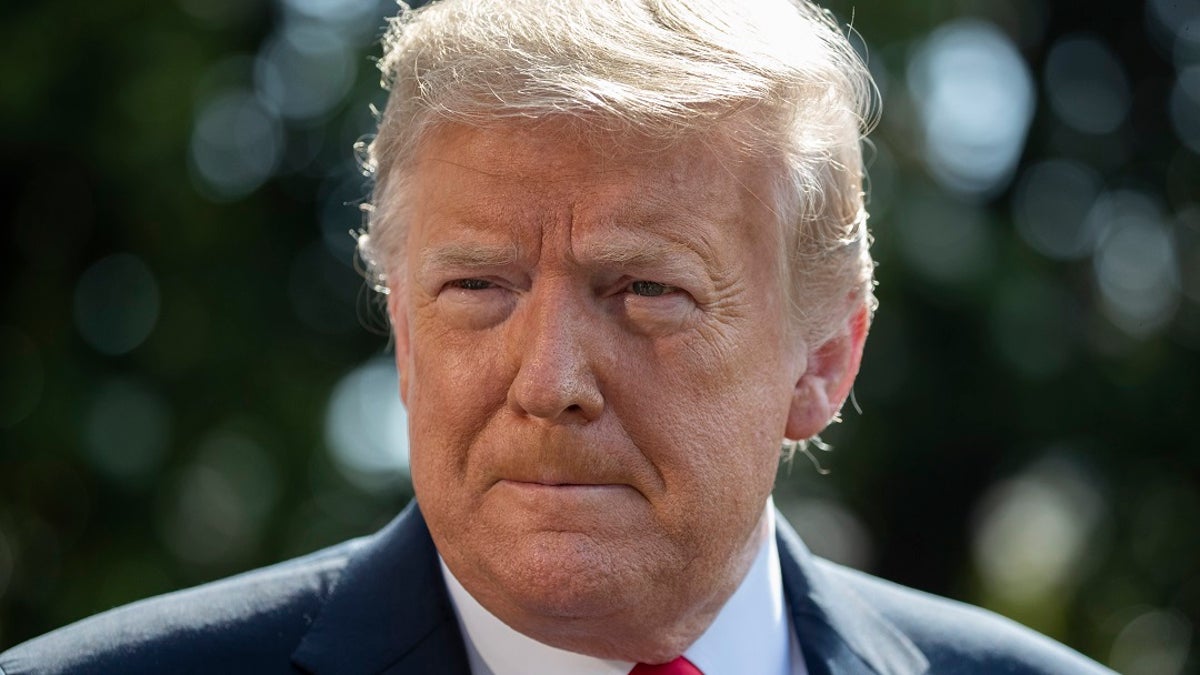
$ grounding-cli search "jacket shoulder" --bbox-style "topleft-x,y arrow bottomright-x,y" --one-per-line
0,539 -> 363,675
815,559 -> 1113,674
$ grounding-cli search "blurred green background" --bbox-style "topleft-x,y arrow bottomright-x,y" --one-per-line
1,0 -> 1197,671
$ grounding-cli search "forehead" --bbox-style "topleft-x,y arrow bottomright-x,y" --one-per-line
402,122 -> 782,254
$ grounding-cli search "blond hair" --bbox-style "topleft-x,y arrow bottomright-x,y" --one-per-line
358,0 -> 878,345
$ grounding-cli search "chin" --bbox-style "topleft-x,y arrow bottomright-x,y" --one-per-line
490,531 -> 646,618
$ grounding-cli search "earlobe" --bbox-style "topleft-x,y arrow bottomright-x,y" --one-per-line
387,286 -> 412,406
784,304 -> 870,441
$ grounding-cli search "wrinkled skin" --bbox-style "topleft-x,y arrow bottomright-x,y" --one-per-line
387,122 -> 866,662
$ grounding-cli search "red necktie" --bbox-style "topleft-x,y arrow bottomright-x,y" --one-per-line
629,656 -> 703,675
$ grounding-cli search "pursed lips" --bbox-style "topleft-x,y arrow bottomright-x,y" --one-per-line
483,454 -> 638,491
476,435 -> 654,497
492,477 -> 641,501
496,478 -> 629,489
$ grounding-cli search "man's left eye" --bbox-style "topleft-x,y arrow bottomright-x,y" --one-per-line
629,280 -> 674,297
449,278 -> 494,291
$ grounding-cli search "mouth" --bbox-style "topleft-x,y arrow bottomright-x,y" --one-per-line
486,479 -> 648,522
493,478 -> 639,501
498,478 -> 628,490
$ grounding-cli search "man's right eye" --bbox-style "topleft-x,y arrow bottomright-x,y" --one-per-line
448,279 -> 494,290
628,280 -> 674,297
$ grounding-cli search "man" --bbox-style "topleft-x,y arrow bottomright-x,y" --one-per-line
1,0 -> 1113,673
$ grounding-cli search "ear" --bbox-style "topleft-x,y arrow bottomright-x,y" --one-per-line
785,303 -> 870,440
386,284 -> 412,407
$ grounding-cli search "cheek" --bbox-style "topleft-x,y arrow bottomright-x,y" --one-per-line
622,346 -> 787,481
674,325 -> 793,462
410,298 -> 510,398
404,325 -> 512,482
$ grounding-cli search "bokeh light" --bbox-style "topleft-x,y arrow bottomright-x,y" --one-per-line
778,497 -> 874,571
324,357 -> 410,493
1108,608 -> 1193,675
892,187 -> 995,287
908,20 -> 1035,197
158,430 -> 280,568
1176,23 -> 1200,67
971,454 -> 1104,607
1043,34 -> 1131,135
1089,191 -> 1181,339
281,0 -> 386,41
189,89 -> 284,200
72,254 -> 161,356
1012,159 -> 1104,260
255,22 -> 357,122
1146,0 -> 1200,59
82,378 -> 172,488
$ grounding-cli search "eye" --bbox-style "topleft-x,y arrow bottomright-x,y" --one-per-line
438,277 -> 514,329
448,278 -> 495,291
629,280 -> 674,297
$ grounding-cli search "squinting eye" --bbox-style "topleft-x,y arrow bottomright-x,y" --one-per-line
449,278 -> 494,290
629,280 -> 673,297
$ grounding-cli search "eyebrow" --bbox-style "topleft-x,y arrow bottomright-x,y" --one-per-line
418,242 -> 520,275
417,235 -> 715,280
584,237 -> 712,274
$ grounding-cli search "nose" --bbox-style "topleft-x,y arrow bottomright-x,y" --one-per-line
507,287 -> 604,423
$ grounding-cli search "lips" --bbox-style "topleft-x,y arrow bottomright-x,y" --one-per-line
489,475 -> 640,506
495,473 -> 629,488
473,424 -> 654,492
498,478 -> 630,491
491,479 -> 642,513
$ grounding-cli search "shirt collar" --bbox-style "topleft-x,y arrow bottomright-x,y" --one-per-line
441,500 -> 795,675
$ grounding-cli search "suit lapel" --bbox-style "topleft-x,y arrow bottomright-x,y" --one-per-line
776,512 -> 930,675
291,502 -> 472,675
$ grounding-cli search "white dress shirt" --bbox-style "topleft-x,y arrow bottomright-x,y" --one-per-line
440,501 -> 808,675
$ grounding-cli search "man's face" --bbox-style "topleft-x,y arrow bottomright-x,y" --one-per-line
388,122 -> 817,653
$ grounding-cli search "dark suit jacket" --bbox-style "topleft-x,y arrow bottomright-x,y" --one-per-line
0,502 -> 1112,674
